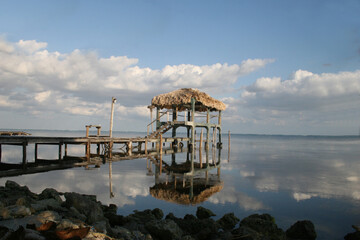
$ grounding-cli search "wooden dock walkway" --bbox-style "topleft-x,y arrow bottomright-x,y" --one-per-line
0,134 -> 190,173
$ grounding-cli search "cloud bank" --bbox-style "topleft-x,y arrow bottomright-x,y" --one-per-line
0,38 -> 272,122
1,38 -> 359,134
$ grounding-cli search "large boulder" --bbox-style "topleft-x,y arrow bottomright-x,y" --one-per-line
196,206 -> 216,219
39,188 -> 62,203
145,219 -> 183,240
217,213 -> 239,230
232,213 -> 286,240
64,192 -> 104,224
286,220 -> 317,240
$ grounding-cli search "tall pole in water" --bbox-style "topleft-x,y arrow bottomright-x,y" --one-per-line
109,97 -> 117,138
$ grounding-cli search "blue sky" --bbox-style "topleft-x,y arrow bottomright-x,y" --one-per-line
1,0 -> 360,135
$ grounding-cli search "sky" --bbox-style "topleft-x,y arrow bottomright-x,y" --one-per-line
0,0 -> 360,135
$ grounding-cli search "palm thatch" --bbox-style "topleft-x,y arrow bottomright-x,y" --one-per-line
151,88 -> 226,112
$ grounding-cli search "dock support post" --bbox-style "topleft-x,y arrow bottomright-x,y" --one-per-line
58,143 -> 62,161
0,144 -> 1,162
127,141 -> 132,156
86,141 -> 90,162
65,144 -> 68,157
35,143 -> 38,161
22,141 -> 27,169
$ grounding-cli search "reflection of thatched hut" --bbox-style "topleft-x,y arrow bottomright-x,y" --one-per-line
150,179 -> 223,205
148,88 -> 225,153
151,88 -> 226,112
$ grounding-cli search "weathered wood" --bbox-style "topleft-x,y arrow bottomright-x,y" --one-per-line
22,141 -> 27,169
199,129 -> 203,150
35,143 -> 38,161
145,139 -> 148,155
109,97 -> 116,138
65,144 -> 68,157
58,143 -> 62,161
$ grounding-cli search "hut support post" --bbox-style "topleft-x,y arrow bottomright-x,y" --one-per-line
218,111 -> 222,146
156,108 -> 160,130
206,109 -> 210,150
191,98 -> 195,122
145,139 -> 148,155
191,125 -> 195,174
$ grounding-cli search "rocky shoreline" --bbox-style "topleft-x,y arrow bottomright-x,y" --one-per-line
0,181 -> 358,240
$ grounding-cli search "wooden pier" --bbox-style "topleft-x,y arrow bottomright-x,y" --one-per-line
0,136 -> 189,167
0,88 -> 226,177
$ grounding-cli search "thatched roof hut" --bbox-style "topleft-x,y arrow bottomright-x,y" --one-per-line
151,88 -> 226,112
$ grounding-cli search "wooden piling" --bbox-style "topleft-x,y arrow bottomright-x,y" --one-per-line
58,143 -> 62,161
64,144 -> 68,157
145,139 -> 148,155
199,129 -> 203,150
0,144 -> 2,162
22,141 -> 27,169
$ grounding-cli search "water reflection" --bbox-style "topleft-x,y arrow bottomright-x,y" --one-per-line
148,148 -> 222,205
106,145 -> 224,205
1,132 -> 360,239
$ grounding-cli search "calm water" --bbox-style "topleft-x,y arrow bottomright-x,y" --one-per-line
1,130 -> 359,239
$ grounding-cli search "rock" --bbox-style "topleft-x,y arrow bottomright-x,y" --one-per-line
0,206 -> 10,219
0,225 -> 10,238
233,213 -> 286,240
5,180 -> 21,189
93,220 -> 108,234
345,231 -> 360,240
31,198 -> 65,212
36,210 -> 61,223
286,220 -> 316,240
7,205 -> 32,218
217,213 -> 239,230
64,206 -> 87,222
56,219 -> 79,230
196,206 -> 216,219
181,235 -> 196,240
151,208 -> 164,220
39,188 -> 62,203
64,192 -> 104,224
126,209 -> 162,225
145,219 -> 183,240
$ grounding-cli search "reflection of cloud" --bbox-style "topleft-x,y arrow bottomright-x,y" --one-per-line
208,186 -> 268,211
293,193 -> 318,202
225,136 -> 360,202
0,158 -> 152,208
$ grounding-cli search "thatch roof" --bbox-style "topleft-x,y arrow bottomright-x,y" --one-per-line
151,88 -> 226,112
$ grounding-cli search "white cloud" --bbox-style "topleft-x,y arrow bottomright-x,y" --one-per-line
0,38 -> 272,124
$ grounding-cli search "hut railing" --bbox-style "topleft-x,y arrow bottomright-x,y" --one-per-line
147,110 -> 170,137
